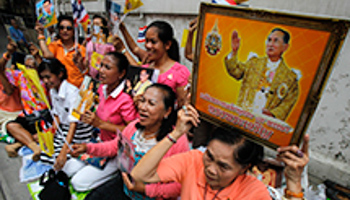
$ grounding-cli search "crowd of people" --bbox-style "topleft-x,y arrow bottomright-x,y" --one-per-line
0,14 -> 309,200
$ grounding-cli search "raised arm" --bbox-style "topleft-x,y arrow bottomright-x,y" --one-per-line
110,34 -> 139,66
0,37 -> 17,95
35,22 -> 54,58
131,104 -> 200,183
119,22 -> 148,62
277,134 -> 309,200
184,18 -> 197,62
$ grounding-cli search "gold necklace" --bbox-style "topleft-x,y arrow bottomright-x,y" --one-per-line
139,130 -> 157,142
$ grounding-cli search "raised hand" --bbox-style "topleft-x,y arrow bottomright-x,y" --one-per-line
277,134 -> 309,194
231,30 -> 240,55
111,34 -> 126,53
35,22 -> 45,36
189,18 -> 198,33
172,104 -> 200,139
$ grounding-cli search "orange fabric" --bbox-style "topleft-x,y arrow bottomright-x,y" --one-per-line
0,84 -> 22,112
157,150 -> 271,200
48,40 -> 87,87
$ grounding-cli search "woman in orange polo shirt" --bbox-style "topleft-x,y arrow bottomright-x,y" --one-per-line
36,15 -> 87,87
131,105 -> 309,200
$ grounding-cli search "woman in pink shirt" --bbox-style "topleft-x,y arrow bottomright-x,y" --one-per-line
70,84 -> 189,199
81,52 -> 138,141
56,52 -> 137,191
141,21 -> 190,108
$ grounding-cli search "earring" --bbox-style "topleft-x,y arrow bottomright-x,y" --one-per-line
164,115 -> 168,119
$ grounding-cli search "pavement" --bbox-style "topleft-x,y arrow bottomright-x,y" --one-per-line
0,142 -> 32,200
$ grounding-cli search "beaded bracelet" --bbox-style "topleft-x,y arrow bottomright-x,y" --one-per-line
167,134 -> 177,144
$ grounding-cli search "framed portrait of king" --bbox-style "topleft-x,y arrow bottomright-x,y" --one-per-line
192,3 -> 350,149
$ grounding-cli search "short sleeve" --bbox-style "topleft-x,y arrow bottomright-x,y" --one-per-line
66,85 -> 80,123
48,42 -> 57,57
5,69 -> 20,87
175,63 -> 190,88
49,90 -> 58,116
157,150 -> 195,184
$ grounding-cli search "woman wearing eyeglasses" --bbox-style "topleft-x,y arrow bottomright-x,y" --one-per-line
36,15 -> 87,88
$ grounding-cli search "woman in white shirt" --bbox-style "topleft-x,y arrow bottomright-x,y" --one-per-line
38,58 -> 94,173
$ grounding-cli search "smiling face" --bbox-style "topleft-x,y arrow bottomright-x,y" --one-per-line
58,20 -> 74,42
144,27 -> 171,63
99,55 -> 125,87
40,69 -> 62,90
266,30 -> 289,61
137,87 -> 171,132
202,140 -> 247,190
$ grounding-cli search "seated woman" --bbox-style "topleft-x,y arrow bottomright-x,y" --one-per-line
4,41 -> 50,161
81,52 -> 138,141
131,105 -> 310,200
38,58 -> 94,169
70,84 -> 190,199
51,52 -> 138,186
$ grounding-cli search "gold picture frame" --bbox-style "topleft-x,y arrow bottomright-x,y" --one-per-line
191,2 -> 350,149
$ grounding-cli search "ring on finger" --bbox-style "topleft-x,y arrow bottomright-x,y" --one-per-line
296,149 -> 304,158
182,105 -> 188,115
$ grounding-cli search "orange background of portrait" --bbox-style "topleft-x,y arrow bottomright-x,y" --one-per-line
195,13 -> 331,147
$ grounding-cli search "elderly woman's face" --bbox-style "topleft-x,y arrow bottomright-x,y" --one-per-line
202,140 -> 247,190
137,87 -> 170,130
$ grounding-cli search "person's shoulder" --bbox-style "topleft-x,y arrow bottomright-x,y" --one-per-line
171,62 -> 190,76
62,80 -> 79,93
240,174 -> 270,194
172,62 -> 189,70
119,92 -> 134,101
48,40 -> 60,48
280,60 -> 299,80
185,149 -> 204,161
78,44 -> 86,51
248,55 -> 265,63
